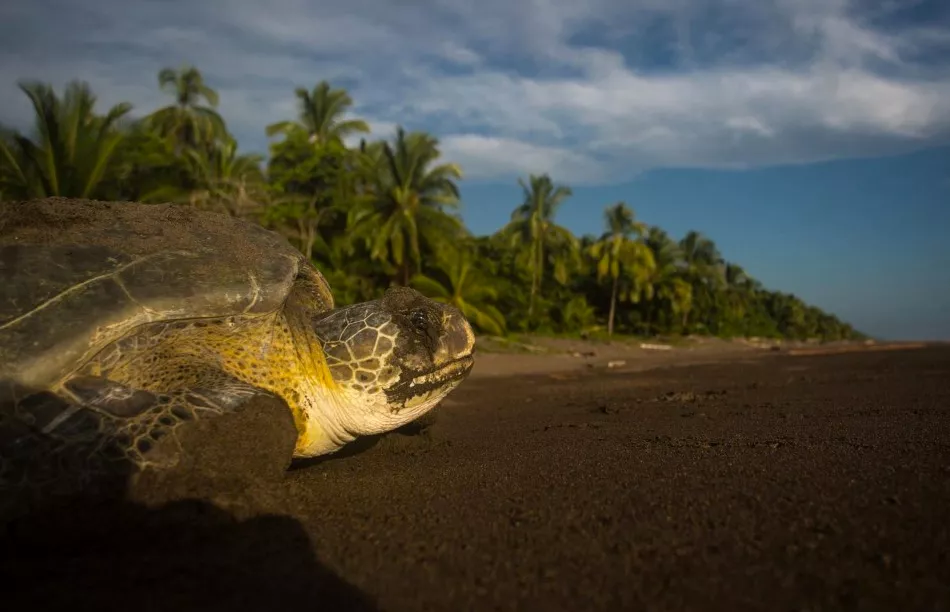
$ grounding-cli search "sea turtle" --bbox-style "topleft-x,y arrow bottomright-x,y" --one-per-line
0,197 -> 475,517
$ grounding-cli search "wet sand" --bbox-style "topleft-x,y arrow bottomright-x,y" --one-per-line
5,344 -> 949,611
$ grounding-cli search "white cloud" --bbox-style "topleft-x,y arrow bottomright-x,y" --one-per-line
1,0 -> 948,181
440,135 -> 607,184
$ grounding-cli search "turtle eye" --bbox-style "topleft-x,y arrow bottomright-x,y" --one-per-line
409,310 -> 428,332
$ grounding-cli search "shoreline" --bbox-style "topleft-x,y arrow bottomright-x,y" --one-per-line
468,335 -> 933,379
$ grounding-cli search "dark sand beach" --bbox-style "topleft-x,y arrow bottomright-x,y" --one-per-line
4,342 -> 949,611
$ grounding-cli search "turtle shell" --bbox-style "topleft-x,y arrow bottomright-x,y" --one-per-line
0,198 -> 334,390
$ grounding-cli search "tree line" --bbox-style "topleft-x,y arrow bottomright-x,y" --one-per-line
0,66 -> 864,342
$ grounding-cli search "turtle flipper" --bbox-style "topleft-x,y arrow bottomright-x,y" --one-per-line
1,374 -> 293,522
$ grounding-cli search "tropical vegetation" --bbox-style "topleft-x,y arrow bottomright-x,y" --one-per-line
0,67 -> 864,342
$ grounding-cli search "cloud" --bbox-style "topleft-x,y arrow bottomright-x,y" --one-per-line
1,0 -> 949,182
440,135 -> 607,184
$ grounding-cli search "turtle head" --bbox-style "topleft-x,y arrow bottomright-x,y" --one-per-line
313,286 -> 475,438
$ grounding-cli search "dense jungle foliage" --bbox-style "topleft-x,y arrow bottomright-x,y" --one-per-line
0,67 -> 864,341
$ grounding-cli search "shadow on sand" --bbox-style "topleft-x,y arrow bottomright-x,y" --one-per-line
1,497 -> 379,612
1,385 -> 376,610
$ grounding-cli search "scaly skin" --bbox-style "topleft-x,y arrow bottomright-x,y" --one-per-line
73,312 -> 342,455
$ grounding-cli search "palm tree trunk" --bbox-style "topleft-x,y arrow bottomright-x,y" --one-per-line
533,236 -> 545,321
608,274 -> 619,337
528,239 -> 539,319
304,222 -> 316,261
528,279 -> 536,318
645,298 -> 654,335
296,218 -> 309,260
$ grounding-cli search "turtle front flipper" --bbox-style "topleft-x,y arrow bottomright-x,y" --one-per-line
1,373 -> 297,524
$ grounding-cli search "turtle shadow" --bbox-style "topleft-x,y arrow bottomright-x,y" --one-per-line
1,498 -> 379,612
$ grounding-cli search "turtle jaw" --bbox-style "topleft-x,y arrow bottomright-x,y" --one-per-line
406,354 -> 474,389
381,353 -> 474,419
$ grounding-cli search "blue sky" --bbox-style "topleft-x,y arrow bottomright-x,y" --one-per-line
1,0 -> 948,339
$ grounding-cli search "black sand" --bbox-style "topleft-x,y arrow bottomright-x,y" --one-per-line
4,346 -> 949,611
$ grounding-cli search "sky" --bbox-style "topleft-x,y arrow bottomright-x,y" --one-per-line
0,0 -> 948,340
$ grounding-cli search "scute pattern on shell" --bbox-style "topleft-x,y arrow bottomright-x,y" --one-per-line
0,198 -> 334,390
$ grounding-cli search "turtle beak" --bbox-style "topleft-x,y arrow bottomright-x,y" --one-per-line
434,306 -> 476,368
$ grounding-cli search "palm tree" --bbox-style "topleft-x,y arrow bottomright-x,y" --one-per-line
502,173 -> 577,320
641,227 -> 690,333
0,125 -> 26,200
411,247 -> 506,336
347,127 -> 464,285
667,278 -> 694,332
725,262 -> 749,288
147,66 -> 226,153
266,81 -> 370,145
110,117 -> 183,202
180,137 -> 266,217
766,292 -> 807,338
559,295 -> 598,334
311,234 -> 387,306
587,202 -> 655,337
680,231 -> 723,279
0,81 -> 131,199
264,129 -> 348,260
678,230 -> 724,330
132,135 -> 265,217
717,262 -> 755,334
